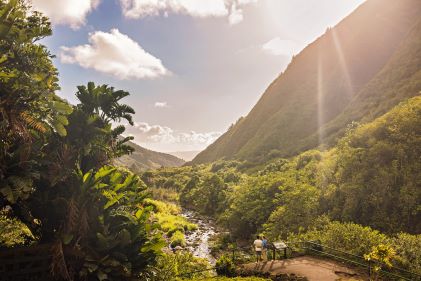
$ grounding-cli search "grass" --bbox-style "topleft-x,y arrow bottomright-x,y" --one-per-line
145,198 -> 197,246
170,230 -> 186,247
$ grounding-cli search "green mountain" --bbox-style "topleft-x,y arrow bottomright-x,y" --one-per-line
115,141 -> 185,173
191,0 -> 421,164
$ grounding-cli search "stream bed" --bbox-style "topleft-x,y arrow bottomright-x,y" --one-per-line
181,210 -> 217,265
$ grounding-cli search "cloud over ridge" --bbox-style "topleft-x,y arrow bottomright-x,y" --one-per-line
126,122 -> 222,147
60,29 -> 168,79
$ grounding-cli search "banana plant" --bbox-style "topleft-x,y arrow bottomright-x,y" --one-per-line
55,166 -> 163,281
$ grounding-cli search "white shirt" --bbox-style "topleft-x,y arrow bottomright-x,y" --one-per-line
254,239 -> 263,251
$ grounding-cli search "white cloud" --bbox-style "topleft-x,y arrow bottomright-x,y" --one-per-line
262,37 -> 304,56
228,3 -> 243,25
31,0 -> 99,29
125,122 -> 221,146
237,0 -> 258,4
119,0 -> 258,25
60,29 -> 168,79
154,101 -> 169,108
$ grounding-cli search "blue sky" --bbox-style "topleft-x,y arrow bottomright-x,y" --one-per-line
33,0 -> 365,154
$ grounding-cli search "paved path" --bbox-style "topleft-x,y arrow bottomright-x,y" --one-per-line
242,256 -> 366,281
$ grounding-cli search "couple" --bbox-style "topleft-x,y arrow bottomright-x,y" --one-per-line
253,235 -> 268,263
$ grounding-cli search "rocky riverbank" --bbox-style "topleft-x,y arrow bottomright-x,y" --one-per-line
182,209 -> 218,264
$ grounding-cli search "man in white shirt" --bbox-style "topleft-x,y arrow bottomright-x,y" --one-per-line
253,235 -> 263,263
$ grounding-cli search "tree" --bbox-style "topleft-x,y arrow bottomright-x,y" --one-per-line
0,3 -> 163,280
0,0 -> 72,212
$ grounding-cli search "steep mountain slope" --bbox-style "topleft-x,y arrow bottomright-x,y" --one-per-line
192,0 -> 421,164
115,141 -> 185,173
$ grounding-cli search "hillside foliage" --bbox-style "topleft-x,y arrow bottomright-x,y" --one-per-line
145,96 -> 421,274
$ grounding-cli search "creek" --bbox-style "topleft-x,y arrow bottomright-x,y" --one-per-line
181,209 -> 218,265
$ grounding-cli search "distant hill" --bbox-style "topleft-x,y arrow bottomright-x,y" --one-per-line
168,151 -> 200,161
191,0 -> 421,164
115,141 -> 185,173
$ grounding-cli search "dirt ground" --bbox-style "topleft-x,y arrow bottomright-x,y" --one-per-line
241,256 -> 368,281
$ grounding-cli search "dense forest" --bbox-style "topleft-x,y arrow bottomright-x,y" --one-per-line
143,97 -> 421,275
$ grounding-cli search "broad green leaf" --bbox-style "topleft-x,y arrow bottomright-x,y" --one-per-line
0,70 -> 16,78
83,172 -> 92,183
94,167 -> 116,181
96,183 -> 109,189
54,101 -> 73,114
0,186 -> 15,203
62,234 -> 73,245
97,270 -> 107,281
52,121 -> 67,136
55,114 -> 69,126
104,198 -> 118,210
140,240 -> 165,253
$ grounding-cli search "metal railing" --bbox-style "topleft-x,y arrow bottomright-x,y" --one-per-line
176,240 -> 421,280
295,241 -> 421,281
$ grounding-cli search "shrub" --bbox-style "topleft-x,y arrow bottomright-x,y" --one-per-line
391,233 -> 421,274
170,230 -> 186,248
216,255 -> 236,277
0,210 -> 34,247
288,220 -> 387,256
142,252 -> 211,281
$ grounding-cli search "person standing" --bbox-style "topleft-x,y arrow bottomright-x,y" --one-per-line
262,236 -> 268,262
253,235 -> 263,263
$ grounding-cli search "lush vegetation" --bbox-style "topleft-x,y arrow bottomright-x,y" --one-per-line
0,1 -> 163,280
144,96 -> 421,274
145,199 -> 197,247
143,251 -> 212,281
0,2 -> 287,281
1,0 -> 420,280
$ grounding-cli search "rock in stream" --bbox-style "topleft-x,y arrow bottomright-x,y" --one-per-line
181,210 -> 217,265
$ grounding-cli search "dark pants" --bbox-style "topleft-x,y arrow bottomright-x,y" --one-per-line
255,250 -> 262,262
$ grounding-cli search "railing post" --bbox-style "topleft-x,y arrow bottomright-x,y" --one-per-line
232,248 -> 235,263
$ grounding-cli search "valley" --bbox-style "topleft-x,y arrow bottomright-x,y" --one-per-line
1,0 -> 420,280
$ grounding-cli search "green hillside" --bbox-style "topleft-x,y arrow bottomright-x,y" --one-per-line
144,96 -> 421,273
191,0 -> 421,164
115,140 -> 185,172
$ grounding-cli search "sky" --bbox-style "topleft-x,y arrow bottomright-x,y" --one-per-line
32,0 -> 366,154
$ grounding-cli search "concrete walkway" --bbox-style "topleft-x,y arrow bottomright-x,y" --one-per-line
242,256 -> 367,281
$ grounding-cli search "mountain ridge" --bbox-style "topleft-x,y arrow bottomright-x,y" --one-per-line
115,140 -> 185,173
191,0 -> 421,164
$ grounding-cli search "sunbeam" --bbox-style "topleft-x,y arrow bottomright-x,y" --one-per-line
317,49 -> 324,146
331,29 -> 354,97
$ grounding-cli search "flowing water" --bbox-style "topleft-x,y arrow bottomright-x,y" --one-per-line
181,210 -> 217,265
